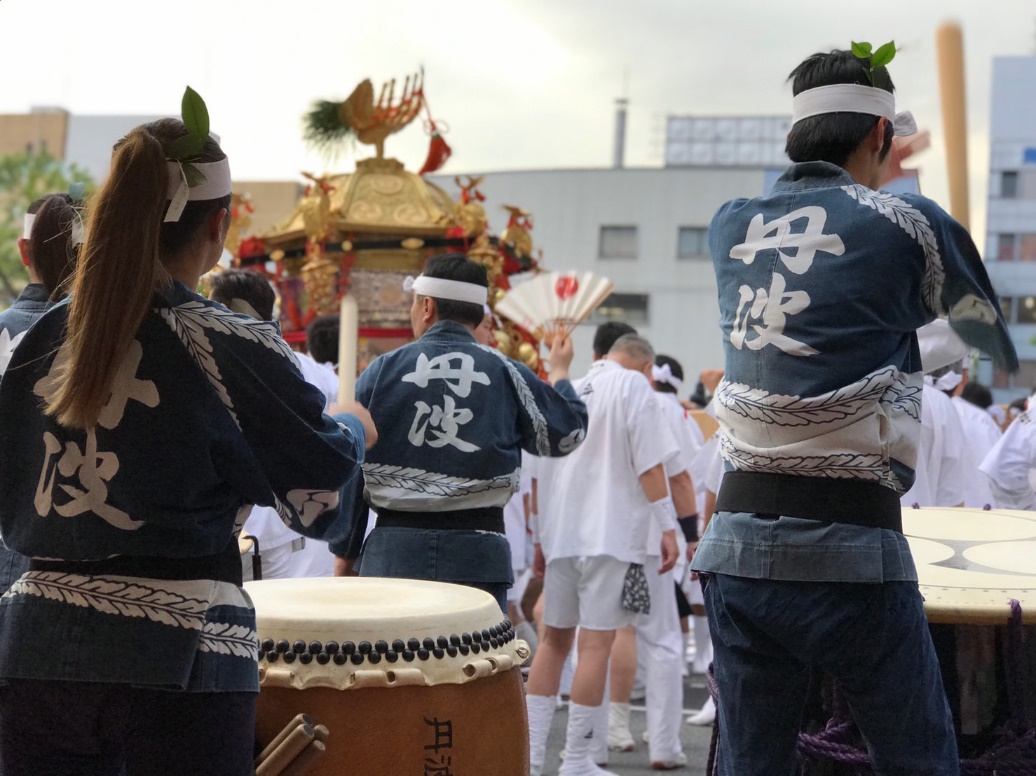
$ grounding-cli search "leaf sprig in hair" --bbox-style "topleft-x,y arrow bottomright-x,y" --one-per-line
851,40 -> 896,85
164,86 -> 211,187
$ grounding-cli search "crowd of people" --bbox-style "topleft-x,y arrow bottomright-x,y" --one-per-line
0,44 -> 1028,776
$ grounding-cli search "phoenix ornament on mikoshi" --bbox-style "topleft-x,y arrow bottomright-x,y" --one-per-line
304,70 -> 452,174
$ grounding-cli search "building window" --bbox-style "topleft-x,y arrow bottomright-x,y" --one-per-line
599,226 -> 638,259
1000,297 -> 1014,323
1002,171 -> 1019,199
588,292 -> 649,327
1021,235 -> 1036,262
1017,296 -> 1036,324
994,359 -> 1036,392
677,227 -> 709,259
998,234 -> 1016,261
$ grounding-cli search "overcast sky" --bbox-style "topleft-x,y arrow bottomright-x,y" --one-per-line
2,0 -> 1034,239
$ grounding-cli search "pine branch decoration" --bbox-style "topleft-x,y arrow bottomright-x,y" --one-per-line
303,100 -> 355,158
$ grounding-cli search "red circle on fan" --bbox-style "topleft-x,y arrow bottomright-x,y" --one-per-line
555,276 -> 579,300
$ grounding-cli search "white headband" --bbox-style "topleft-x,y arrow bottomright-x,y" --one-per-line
917,319 -> 969,374
934,371 -> 963,392
792,84 -> 917,137
22,212 -> 85,246
403,274 -> 488,306
652,363 -> 684,389
164,157 -> 232,223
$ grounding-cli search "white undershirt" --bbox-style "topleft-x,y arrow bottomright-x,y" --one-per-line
537,360 -> 679,564
951,396 -> 1001,508
900,383 -> 966,508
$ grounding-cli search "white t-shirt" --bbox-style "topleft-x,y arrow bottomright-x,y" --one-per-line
951,395 -> 1001,508
538,360 -> 679,564
527,453 -> 561,545
689,434 -> 725,513
242,350 -> 339,578
649,392 -> 703,550
900,383 -> 966,508
295,353 -> 339,408
504,452 -> 534,572
979,410 -> 1036,510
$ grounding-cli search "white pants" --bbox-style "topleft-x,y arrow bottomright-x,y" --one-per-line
635,557 -> 684,762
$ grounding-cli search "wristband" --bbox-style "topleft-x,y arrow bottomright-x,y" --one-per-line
677,514 -> 700,543
649,497 -> 678,533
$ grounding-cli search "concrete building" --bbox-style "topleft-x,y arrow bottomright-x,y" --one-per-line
428,163 -> 767,382
981,56 -> 1036,397
426,114 -> 919,384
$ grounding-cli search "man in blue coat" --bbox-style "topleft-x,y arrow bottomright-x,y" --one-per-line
691,48 -> 1016,776
349,254 -> 588,610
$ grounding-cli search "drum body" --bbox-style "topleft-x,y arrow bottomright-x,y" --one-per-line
248,577 -> 532,776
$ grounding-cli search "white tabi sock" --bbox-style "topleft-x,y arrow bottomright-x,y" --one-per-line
686,694 -> 716,726
558,703 -> 618,776
691,615 -> 713,674
607,702 -> 634,751
527,693 -> 556,776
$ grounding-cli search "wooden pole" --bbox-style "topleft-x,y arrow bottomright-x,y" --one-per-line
936,21 -> 970,231
338,291 -> 359,402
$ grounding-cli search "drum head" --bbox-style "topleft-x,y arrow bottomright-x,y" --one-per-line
247,578 -> 529,689
903,507 -> 1036,625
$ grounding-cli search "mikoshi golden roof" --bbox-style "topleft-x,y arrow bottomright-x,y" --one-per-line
263,157 -> 456,245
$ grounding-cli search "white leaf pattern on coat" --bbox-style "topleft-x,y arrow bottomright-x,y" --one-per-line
717,367 -> 899,427
719,433 -> 885,480
158,306 -> 239,426
197,621 -> 259,659
7,572 -> 210,630
478,345 -> 550,456
841,186 -> 945,316
362,463 -> 516,497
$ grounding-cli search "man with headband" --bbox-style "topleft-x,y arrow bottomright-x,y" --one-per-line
347,254 -> 588,611
690,48 -> 1016,775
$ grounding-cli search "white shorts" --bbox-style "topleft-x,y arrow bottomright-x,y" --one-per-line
507,566 -> 534,604
543,555 -> 636,631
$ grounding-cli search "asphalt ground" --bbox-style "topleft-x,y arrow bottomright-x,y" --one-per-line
541,673 -> 715,776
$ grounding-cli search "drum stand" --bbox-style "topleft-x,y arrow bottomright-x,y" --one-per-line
793,600 -> 1036,776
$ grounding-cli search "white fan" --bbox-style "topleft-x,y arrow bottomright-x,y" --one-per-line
495,271 -> 614,339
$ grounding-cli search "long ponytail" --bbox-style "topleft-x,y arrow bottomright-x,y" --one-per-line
45,129 -> 170,429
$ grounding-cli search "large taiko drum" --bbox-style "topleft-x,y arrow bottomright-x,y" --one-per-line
798,507 -> 1036,773
904,507 -> 1036,738
903,506 -> 1036,625
248,577 -> 532,776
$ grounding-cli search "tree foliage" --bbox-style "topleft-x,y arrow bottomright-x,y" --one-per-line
0,151 -> 94,306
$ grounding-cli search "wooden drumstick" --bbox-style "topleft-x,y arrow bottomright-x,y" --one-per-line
256,723 -> 315,776
313,724 -> 329,744
256,713 -> 312,766
280,740 -> 327,776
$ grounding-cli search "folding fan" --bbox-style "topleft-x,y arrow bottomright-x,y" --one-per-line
495,271 -> 614,340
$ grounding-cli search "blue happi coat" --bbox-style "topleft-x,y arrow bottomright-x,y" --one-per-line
357,320 -> 588,511
353,320 -> 587,586
0,281 -> 366,692
0,284 -> 50,372
692,162 -> 1016,585
711,162 -> 1015,494
0,284 -> 53,591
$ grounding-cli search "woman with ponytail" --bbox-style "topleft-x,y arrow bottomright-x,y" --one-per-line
0,111 -> 374,775
0,193 -> 83,594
